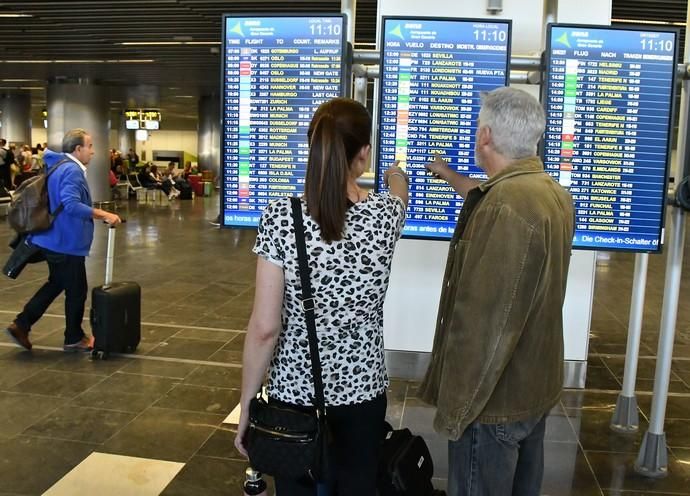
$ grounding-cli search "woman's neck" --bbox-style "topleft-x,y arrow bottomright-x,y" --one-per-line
346,178 -> 367,203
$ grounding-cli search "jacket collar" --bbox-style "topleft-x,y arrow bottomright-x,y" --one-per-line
65,153 -> 87,175
478,156 -> 545,193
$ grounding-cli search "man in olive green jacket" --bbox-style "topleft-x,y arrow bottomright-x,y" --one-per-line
420,87 -> 574,496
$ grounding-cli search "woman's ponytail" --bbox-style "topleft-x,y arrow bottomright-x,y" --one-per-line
305,113 -> 348,243
304,98 -> 372,243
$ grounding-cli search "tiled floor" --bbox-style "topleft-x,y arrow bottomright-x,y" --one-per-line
1,195 -> 690,494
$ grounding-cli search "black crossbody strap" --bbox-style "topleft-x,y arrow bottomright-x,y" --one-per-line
290,196 -> 326,413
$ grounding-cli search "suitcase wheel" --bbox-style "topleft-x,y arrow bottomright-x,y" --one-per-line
92,350 -> 109,360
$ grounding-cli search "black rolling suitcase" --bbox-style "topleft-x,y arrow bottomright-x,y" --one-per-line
90,225 -> 141,360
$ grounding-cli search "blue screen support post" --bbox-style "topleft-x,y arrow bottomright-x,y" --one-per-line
543,24 -> 679,252
220,15 -> 347,229
375,17 -> 512,241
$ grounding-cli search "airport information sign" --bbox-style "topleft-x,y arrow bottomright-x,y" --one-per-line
544,24 -> 678,252
376,17 -> 511,240
221,15 -> 346,228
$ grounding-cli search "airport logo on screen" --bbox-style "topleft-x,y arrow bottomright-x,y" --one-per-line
221,15 -> 345,229
376,17 -> 511,241
544,24 -> 677,252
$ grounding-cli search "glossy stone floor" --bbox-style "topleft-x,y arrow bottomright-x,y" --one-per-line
1,195 -> 690,495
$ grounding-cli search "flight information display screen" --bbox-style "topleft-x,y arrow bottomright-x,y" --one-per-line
221,15 -> 346,228
376,17 -> 511,240
544,24 -> 678,252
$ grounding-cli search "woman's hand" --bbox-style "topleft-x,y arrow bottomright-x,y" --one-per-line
234,407 -> 250,458
383,161 -> 409,187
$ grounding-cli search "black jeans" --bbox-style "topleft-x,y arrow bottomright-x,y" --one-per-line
272,393 -> 387,496
15,249 -> 87,345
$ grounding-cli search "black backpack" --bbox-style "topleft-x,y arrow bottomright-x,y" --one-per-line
177,181 -> 193,200
7,158 -> 69,234
377,423 -> 440,496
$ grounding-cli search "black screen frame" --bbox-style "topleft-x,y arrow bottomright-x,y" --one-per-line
219,13 -> 349,230
374,15 -> 513,242
543,22 -> 679,254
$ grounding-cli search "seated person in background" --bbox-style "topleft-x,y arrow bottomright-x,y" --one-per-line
165,161 -> 188,188
138,164 -> 153,187
8,144 -> 19,188
163,161 -> 177,181
148,165 -> 179,200
182,161 -> 192,180
21,145 -> 33,172
35,144 -> 45,170
109,169 -> 118,188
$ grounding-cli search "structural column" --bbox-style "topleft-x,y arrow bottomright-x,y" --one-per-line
0,93 -> 31,146
47,80 -> 110,202
198,94 -> 221,178
118,125 -> 134,157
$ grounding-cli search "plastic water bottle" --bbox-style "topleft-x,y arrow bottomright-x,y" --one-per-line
243,467 -> 268,496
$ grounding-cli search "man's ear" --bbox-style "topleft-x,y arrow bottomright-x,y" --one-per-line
478,126 -> 492,147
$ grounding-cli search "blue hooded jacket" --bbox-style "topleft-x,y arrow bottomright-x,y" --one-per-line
30,150 -> 94,256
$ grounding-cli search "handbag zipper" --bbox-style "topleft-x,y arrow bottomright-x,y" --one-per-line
250,423 -> 314,442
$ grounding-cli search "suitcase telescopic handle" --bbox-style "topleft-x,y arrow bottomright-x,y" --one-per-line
104,225 -> 116,288
103,220 -> 125,287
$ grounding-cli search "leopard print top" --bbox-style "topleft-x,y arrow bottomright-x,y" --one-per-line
253,193 -> 406,406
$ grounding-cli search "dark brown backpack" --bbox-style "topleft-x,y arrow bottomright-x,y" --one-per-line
7,158 -> 69,234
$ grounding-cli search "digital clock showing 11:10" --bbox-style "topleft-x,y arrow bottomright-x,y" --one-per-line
473,29 -> 507,42
309,22 -> 342,36
640,37 -> 674,51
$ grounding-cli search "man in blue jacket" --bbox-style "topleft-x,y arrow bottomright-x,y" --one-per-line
5,128 -> 121,352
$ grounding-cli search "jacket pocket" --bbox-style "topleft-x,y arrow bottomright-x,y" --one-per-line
494,416 -> 545,444
441,240 -> 470,317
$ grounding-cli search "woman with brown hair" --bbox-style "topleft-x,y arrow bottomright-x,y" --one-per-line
235,97 -> 408,495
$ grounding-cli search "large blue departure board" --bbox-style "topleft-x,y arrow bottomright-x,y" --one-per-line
375,17 -> 511,240
544,24 -> 678,252
221,15 -> 346,228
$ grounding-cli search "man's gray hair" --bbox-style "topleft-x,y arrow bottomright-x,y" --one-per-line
62,128 -> 89,153
478,87 -> 545,160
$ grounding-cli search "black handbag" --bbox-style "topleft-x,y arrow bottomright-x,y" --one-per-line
246,196 -> 330,481
3,234 -> 46,279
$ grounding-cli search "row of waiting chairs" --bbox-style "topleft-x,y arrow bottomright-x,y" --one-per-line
114,174 -> 167,203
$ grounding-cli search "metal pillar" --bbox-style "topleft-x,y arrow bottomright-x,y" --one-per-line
0,92 -> 31,146
635,207 -> 685,477
635,0 -> 690,476
198,94 -> 220,177
47,80 -> 110,202
542,0 -> 558,48
341,0 -> 356,45
611,253 -> 648,433
487,0 -> 503,14
118,124 -> 134,156
354,76 -> 367,105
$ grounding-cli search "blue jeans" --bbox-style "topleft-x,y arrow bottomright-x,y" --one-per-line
448,415 -> 546,496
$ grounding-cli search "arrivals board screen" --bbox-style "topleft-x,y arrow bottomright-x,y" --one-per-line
376,17 -> 511,240
221,15 -> 346,228
544,24 -> 678,252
